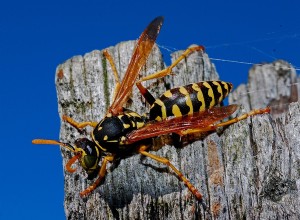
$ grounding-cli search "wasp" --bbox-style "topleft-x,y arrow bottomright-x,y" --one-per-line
32,16 -> 270,207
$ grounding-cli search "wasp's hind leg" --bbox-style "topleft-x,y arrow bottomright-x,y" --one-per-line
136,45 -> 205,105
138,145 -> 206,209
179,107 -> 271,136
213,107 -> 271,128
138,45 -> 205,83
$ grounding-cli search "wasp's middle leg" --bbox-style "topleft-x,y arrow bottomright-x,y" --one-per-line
138,145 -> 204,204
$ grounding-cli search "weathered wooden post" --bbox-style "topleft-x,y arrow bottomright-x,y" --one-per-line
55,40 -> 300,219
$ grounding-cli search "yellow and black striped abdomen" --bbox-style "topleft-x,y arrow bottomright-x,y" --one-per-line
149,81 -> 233,121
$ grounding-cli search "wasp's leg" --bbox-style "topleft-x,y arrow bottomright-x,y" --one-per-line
180,107 -> 270,136
62,115 -> 98,129
103,50 -> 121,100
136,45 -> 205,105
137,45 -> 205,84
80,155 -> 115,197
138,145 -> 205,206
136,82 -> 156,105
66,154 -> 81,173
214,107 -> 270,127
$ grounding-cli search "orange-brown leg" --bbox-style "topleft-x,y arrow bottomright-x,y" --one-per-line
137,45 -> 205,84
80,155 -> 115,197
103,50 -> 121,100
62,115 -> 98,129
214,107 -> 270,127
65,154 -> 81,173
136,45 -> 205,105
179,107 -> 270,136
138,145 -> 204,203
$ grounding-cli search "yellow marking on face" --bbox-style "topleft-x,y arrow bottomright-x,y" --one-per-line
212,81 -> 223,102
86,146 -> 100,170
172,104 -> 182,117
80,150 -> 99,172
98,126 -> 102,131
75,148 -> 85,155
79,156 -> 87,169
106,113 -> 112,117
77,156 -> 87,170
103,135 -> 108,141
154,99 -> 167,119
163,90 -> 173,98
203,82 -> 215,108
89,162 -> 98,170
193,84 -> 205,111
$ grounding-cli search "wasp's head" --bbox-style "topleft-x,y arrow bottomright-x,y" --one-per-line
72,138 -> 101,175
32,138 -> 102,176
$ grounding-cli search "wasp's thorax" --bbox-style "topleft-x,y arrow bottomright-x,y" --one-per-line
91,110 -> 147,154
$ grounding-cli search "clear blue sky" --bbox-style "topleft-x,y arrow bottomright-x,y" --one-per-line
0,0 -> 299,219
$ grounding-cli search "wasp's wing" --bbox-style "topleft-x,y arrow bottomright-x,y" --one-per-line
108,16 -> 164,115
126,105 -> 238,144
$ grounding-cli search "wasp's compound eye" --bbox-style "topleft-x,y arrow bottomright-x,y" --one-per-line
74,138 -> 98,156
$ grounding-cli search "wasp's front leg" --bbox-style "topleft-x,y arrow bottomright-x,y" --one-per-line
80,155 -> 115,197
62,115 -> 98,130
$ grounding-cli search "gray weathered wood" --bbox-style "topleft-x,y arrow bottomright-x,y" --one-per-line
55,41 -> 300,219
226,60 -> 300,219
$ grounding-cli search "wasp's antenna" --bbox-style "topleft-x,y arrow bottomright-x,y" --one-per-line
32,139 -> 75,152
32,139 -> 81,173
